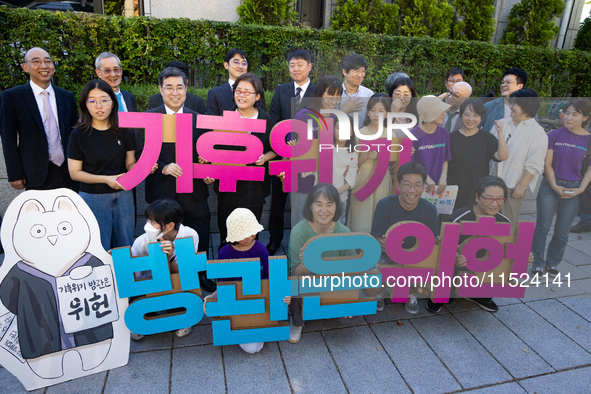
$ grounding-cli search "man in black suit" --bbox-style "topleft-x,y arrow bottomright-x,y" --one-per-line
206,48 -> 266,116
266,49 -> 315,255
95,52 -> 137,113
1,47 -> 78,191
137,67 -> 212,260
148,61 -> 206,115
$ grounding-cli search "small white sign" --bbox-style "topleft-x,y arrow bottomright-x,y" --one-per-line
421,185 -> 459,215
56,265 -> 119,334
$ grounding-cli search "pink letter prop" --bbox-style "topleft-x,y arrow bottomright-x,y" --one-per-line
117,112 -> 162,191
353,138 -> 392,202
197,132 -> 263,164
175,113 -> 194,193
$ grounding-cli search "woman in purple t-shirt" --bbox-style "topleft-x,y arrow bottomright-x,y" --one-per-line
411,96 -> 452,195
532,99 -> 591,276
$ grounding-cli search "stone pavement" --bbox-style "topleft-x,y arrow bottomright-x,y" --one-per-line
1,213 -> 590,393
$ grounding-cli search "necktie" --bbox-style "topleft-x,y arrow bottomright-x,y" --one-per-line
444,111 -> 458,132
116,92 -> 125,112
40,90 -> 64,166
294,87 -> 303,111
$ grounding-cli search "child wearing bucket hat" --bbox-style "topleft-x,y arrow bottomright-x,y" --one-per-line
410,96 -> 452,196
203,208 -> 291,354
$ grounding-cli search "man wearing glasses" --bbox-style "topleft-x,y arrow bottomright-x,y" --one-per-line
437,68 -> 465,98
425,175 -> 510,314
137,67 -> 212,263
371,162 -> 440,314
443,81 -> 473,133
482,67 -> 528,133
95,52 -> 137,113
1,47 -> 79,191
207,49 -> 265,116
149,61 -> 206,114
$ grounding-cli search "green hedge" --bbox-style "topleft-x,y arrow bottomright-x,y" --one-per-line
1,6 -> 591,97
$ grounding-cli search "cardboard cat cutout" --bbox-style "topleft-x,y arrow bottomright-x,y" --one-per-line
0,189 -> 129,391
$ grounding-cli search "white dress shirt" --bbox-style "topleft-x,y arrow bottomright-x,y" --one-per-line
490,117 -> 548,192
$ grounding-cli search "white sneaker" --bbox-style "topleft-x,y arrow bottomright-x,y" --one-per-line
239,342 -> 264,354
175,327 -> 192,338
130,332 -> 144,341
289,324 -> 302,343
404,294 -> 419,314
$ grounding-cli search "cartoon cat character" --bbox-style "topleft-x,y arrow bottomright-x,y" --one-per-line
0,196 -> 113,379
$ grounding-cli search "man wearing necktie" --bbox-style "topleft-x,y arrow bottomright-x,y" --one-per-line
95,52 -> 137,113
443,81 -> 472,133
1,47 -> 79,191
267,49 -> 315,256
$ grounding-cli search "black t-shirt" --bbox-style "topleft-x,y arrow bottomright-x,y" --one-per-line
68,126 -> 135,194
448,129 -> 499,209
447,205 -> 510,245
371,195 -> 440,249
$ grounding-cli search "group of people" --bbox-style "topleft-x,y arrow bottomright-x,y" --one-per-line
1,46 -> 590,352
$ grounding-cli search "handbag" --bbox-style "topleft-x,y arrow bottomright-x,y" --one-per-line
579,136 -> 591,215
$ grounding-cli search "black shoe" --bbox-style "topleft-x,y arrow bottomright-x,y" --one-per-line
266,241 -> 281,256
425,299 -> 442,314
466,298 -> 498,312
545,264 -> 559,277
570,222 -> 591,233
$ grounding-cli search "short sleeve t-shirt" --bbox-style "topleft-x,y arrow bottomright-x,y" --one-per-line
411,125 -> 451,182
288,220 -> 355,273
68,126 -> 135,194
218,240 -> 270,281
448,129 -> 499,209
547,127 -> 591,181
370,195 -> 440,249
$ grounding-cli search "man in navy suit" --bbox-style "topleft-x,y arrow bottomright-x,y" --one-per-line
1,47 -> 78,191
206,49 -> 266,116
266,49 -> 315,255
95,52 -> 137,113
149,61 -> 207,115
137,67 -> 212,261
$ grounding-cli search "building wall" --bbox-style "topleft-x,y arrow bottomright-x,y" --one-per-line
144,0 -> 240,21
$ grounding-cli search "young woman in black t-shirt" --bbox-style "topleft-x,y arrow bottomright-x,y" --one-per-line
68,79 -> 144,251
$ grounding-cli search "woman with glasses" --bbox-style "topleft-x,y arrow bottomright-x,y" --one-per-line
348,93 -> 392,233
448,98 -> 508,209
210,73 -> 276,248
289,76 -> 344,226
68,79 -> 141,251
532,99 -> 591,277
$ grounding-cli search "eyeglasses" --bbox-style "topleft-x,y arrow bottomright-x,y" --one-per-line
322,95 -> 341,103
26,59 -> 54,67
480,196 -> 506,204
87,99 -> 112,107
232,59 -> 248,67
350,69 -> 366,76
235,88 -> 256,97
163,86 -> 186,93
99,67 -> 122,75
399,182 -> 425,191
447,78 -> 463,84
393,90 -> 412,98
446,90 -> 462,99
500,79 -> 516,86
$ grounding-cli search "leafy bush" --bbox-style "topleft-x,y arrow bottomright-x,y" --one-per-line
452,0 -> 495,42
330,0 -> 399,34
237,0 -> 297,26
1,6 -> 590,97
500,0 -> 566,47
574,15 -> 591,52
397,0 -> 455,39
